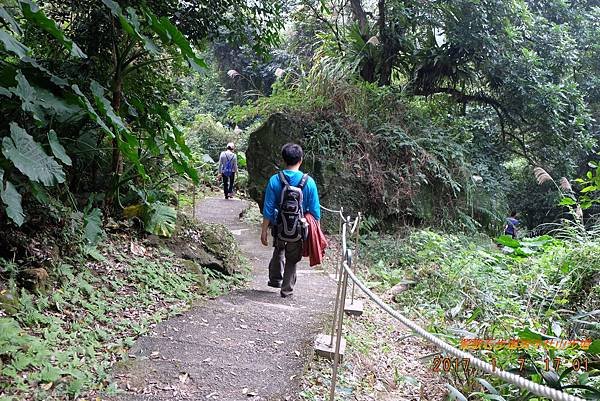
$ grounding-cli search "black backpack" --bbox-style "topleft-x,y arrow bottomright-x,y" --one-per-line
273,172 -> 309,242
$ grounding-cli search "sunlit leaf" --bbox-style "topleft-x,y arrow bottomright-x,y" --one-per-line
476,378 -> 500,395
495,235 -> 520,248
445,384 -> 468,401
144,203 -> 177,237
580,185 -> 597,193
2,123 -> 65,186
0,29 -> 29,58
518,327 -> 553,340
588,339 -> 600,355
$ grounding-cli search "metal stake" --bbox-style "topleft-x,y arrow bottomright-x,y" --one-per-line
335,207 -> 343,277
330,223 -> 347,347
350,213 -> 361,304
329,265 -> 349,401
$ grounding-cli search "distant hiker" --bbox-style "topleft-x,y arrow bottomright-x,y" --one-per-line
218,142 -> 238,199
504,211 -> 520,238
261,143 -> 323,298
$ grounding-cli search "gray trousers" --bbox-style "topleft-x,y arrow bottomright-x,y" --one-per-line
268,239 -> 303,296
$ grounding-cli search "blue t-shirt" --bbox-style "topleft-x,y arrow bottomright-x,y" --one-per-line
505,217 -> 519,234
263,170 -> 321,224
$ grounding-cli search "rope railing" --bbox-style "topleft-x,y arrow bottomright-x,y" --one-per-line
319,205 -> 586,401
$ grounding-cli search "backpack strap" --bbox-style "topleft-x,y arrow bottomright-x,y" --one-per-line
298,174 -> 309,190
278,171 -> 289,186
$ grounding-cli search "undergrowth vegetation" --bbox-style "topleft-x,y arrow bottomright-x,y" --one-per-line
0,223 -> 247,401
359,227 -> 599,399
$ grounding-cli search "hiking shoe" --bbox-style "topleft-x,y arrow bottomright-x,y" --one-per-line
267,281 -> 282,288
280,291 -> 293,298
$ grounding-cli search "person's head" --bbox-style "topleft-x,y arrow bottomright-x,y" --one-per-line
227,142 -> 235,151
281,143 -> 303,167
510,211 -> 517,218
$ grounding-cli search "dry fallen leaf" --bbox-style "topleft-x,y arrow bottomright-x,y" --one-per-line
40,382 -> 53,391
130,242 -> 146,256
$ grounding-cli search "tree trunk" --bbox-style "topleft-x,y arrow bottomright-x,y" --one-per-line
111,77 -> 123,177
350,0 -> 369,33
378,0 -> 393,86
350,0 -> 378,83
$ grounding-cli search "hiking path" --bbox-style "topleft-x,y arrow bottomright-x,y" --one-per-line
110,197 -> 336,401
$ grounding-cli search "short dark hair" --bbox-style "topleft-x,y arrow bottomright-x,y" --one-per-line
281,143 -> 303,166
510,211 -> 517,217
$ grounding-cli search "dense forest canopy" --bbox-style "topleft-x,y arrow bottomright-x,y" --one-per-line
1,0 -> 598,231
0,0 -> 282,229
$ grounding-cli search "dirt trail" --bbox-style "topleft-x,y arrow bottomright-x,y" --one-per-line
110,197 -> 336,401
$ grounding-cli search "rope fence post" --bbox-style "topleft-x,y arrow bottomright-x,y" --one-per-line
350,213 -> 361,305
335,207 -> 343,277
329,256 -> 350,401
329,222 -> 348,348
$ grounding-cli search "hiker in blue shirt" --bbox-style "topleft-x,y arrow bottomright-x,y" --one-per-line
504,211 -> 520,239
261,143 -> 321,297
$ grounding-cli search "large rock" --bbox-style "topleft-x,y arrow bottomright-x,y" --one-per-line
150,217 -> 244,276
197,223 -> 241,276
247,113 -> 369,232
19,268 -> 49,294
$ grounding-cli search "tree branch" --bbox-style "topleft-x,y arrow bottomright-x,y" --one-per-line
123,57 -> 175,77
413,86 -> 540,165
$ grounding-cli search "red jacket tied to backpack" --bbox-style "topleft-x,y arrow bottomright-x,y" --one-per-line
302,212 -> 328,267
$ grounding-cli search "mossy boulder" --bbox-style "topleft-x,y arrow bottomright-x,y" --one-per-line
19,268 -> 50,294
198,223 -> 241,276
246,113 -> 368,232
155,216 -> 244,276
0,291 -> 19,315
